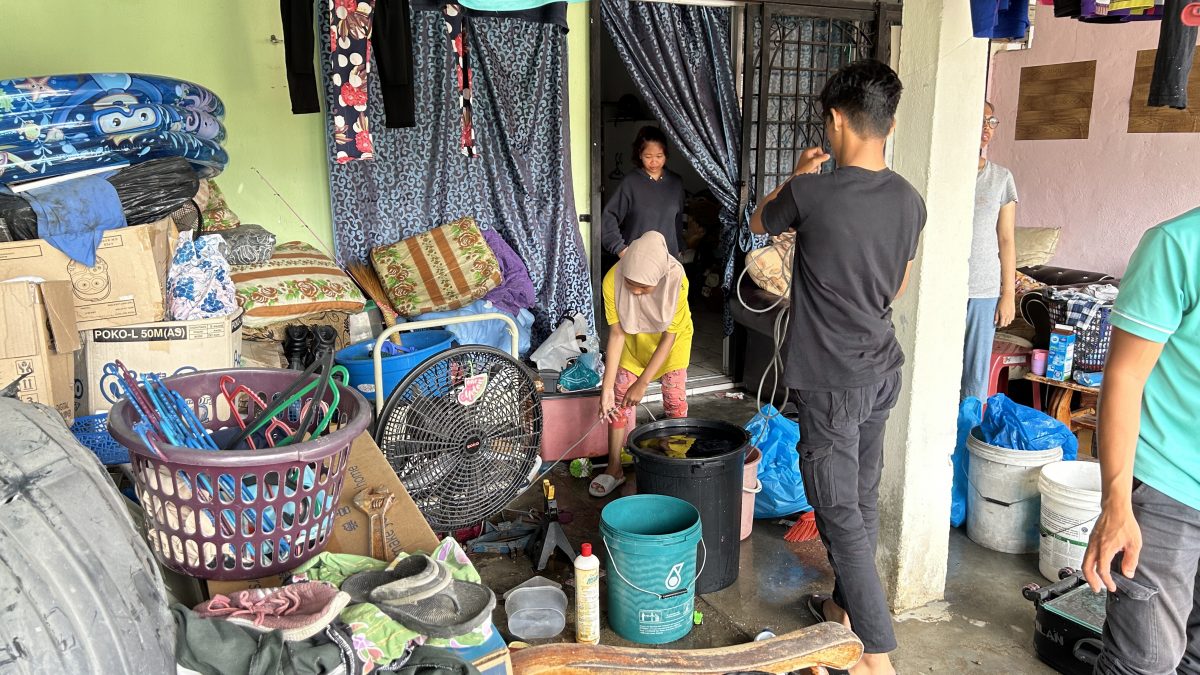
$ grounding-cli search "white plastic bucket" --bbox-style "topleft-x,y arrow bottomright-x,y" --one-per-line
966,430 -> 1063,554
1038,461 -> 1102,581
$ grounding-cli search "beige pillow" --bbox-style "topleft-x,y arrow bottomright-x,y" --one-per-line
1014,227 -> 1060,268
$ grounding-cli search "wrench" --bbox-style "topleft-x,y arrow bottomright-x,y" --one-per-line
353,486 -> 395,561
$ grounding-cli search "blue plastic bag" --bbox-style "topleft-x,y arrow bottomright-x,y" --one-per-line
745,405 -> 811,518
951,397 -> 984,527
981,393 -> 1078,460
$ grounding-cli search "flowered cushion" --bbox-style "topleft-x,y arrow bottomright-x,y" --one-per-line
370,217 -> 502,317
200,180 -> 241,232
231,241 -> 366,328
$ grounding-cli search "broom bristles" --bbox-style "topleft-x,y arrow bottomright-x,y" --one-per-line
783,510 -> 819,542
346,262 -> 402,345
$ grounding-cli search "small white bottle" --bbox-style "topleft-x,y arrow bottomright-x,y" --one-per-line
574,542 -> 601,644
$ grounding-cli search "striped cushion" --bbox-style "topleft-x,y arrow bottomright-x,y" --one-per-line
231,241 -> 366,327
370,217 -> 502,317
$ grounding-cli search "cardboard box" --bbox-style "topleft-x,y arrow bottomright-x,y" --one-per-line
0,218 -> 176,330
206,432 -> 440,596
74,310 -> 244,415
0,280 -> 79,423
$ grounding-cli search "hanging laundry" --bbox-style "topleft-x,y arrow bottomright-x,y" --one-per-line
328,0 -> 378,163
281,0 -> 417,141
1149,0 -> 1198,108
441,4 -> 478,158
971,0 -> 1031,38
281,0 -> 320,114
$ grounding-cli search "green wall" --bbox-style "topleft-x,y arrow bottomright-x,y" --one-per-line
2,0 -> 592,255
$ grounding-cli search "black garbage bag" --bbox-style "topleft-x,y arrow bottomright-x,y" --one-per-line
0,157 -> 200,241
109,157 -> 200,225
0,192 -> 38,242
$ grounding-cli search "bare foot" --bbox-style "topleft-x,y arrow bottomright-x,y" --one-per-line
824,598 -> 852,630
849,653 -> 896,675
603,465 -> 624,480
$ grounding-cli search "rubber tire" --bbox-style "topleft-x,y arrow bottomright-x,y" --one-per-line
0,399 -> 174,673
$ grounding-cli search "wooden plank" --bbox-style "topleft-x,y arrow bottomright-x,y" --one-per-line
1128,48 -> 1200,134
1015,61 -> 1097,140
510,622 -> 863,675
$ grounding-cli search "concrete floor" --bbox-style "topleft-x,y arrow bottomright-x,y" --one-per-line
475,393 -> 1056,673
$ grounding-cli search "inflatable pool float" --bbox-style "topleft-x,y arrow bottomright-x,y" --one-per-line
0,73 -> 228,185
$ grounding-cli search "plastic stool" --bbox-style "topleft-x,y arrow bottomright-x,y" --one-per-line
988,339 -> 1032,398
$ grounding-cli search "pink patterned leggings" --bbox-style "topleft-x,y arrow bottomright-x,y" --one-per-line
610,367 -> 688,429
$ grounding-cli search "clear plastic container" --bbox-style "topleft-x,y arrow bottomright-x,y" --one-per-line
504,586 -> 568,640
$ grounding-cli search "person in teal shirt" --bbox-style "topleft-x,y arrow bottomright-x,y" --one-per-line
1083,207 -> 1200,673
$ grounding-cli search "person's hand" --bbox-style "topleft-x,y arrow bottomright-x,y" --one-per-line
995,294 -> 1016,328
617,247 -> 628,259
793,147 -> 831,176
599,387 -> 618,422
621,379 -> 649,409
1082,502 -> 1142,593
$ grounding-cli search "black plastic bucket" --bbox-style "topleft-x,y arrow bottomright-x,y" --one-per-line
627,417 -> 749,595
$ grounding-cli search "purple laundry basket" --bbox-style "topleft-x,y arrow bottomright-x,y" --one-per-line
108,368 -> 371,581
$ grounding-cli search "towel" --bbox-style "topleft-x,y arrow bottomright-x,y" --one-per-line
25,176 -> 127,265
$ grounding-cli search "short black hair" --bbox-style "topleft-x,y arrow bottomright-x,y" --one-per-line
632,126 -> 669,168
819,61 -> 903,139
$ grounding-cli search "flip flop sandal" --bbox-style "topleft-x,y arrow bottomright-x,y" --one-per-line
589,473 -> 626,498
372,578 -> 497,639
341,554 -> 450,605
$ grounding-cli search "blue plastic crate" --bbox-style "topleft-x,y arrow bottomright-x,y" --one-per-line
70,414 -> 130,465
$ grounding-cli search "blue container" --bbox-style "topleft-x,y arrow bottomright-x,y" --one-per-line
71,413 -> 129,465
600,494 -> 704,645
334,331 -> 455,401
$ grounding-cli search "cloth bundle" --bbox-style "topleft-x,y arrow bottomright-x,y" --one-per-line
215,223 -> 277,266
166,230 -> 239,320
744,232 -> 794,297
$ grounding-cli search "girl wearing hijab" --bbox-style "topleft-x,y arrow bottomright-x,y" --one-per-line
590,231 -> 694,498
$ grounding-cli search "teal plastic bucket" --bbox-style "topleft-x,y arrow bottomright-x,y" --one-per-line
600,494 -> 705,644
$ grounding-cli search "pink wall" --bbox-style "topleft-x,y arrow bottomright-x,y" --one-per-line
987,5 -> 1200,276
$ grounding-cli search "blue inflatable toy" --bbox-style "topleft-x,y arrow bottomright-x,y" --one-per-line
0,73 -> 228,185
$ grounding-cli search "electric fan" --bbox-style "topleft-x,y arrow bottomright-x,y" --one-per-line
373,345 -> 543,532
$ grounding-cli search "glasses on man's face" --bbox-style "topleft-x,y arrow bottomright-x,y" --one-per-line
983,116 -> 1000,129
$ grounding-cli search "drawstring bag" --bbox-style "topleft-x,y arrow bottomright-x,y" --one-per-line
166,230 -> 238,321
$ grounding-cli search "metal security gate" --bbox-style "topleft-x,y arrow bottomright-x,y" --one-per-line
738,2 -> 900,200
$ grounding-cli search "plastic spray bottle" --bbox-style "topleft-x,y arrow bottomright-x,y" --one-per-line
574,542 -> 600,644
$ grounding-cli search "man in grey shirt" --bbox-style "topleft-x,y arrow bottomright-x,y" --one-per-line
962,101 -> 1018,402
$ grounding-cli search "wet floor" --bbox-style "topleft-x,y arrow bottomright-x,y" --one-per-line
475,392 -> 1056,672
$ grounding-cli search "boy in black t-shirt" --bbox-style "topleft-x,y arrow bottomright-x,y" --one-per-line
750,61 -> 926,675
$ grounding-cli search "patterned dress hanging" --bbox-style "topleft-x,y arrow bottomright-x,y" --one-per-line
329,0 -> 377,162
441,4 -> 478,158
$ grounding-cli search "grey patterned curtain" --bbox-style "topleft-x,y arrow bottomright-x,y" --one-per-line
600,0 -> 748,331
320,8 -> 592,340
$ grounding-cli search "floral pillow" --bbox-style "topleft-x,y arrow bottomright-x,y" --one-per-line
231,241 -> 366,328
370,217 -> 502,317
199,180 -> 241,232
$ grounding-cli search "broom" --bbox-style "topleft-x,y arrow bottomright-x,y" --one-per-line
345,262 -> 403,346
783,510 -> 819,542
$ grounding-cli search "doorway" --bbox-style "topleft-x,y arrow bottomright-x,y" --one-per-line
589,0 -> 899,393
